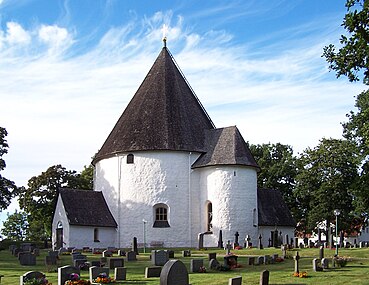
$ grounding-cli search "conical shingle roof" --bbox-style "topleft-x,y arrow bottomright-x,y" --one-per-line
93,47 -> 215,163
192,126 -> 259,169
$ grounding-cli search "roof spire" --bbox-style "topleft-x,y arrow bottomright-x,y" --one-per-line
162,24 -> 168,48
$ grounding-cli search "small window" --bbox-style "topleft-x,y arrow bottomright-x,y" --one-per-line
153,204 -> 170,228
127,153 -> 134,164
57,221 -> 63,229
94,228 -> 100,242
207,202 -> 213,232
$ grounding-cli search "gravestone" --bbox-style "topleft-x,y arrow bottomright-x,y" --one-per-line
248,256 -> 255,265
89,266 -> 109,283
208,252 -> 216,261
20,271 -> 45,285
260,270 -> 269,285
281,245 -> 287,259
74,259 -> 88,268
19,252 -> 36,266
167,250 -> 175,258
225,240 -> 232,255
132,237 -> 139,255
263,255 -> 270,265
209,258 -> 220,270
109,258 -> 124,269
313,258 -> 322,272
21,243 -> 33,252
9,244 -> 17,252
118,249 -> 126,256
229,276 -> 242,285
257,256 -> 264,265
294,237 -> 299,248
322,258 -> 329,269
182,250 -> 191,257
102,250 -> 113,257
244,235 -> 251,248
33,248 -> 40,256
294,252 -> 300,273
218,230 -> 223,248
190,259 -> 204,273
127,251 -> 137,261
234,231 -> 239,247
284,234 -> 289,245
100,257 -> 107,266
224,255 -> 238,267
319,245 -> 324,260
152,250 -> 169,266
258,234 -> 263,249
198,233 -> 204,250
160,259 -> 189,285
145,266 -> 162,278
58,265 -> 80,285
114,267 -> 126,281
45,255 -> 58,266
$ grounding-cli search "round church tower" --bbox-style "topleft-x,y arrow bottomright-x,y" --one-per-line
93,47 -> 215,247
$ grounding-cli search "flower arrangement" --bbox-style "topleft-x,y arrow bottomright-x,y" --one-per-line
292,271 -> 308,278
24,276 -> 51,285
93,273 -> 115,284
64,273 -> 91,285
198,266 -> 206,273
275,257 -> 284,262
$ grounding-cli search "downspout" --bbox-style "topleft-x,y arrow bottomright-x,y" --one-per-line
117,155 -> 122,248
188,152 -> 192,247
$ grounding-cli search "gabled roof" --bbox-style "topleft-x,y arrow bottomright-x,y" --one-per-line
59,188 -> 117,227
93,47 -> 215,164
257,188 -> 296,227
192,126 -> 259,169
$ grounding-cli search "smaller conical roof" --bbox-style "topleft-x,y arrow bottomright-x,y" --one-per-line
93,47 -> 215,164
192,126 -> 259,169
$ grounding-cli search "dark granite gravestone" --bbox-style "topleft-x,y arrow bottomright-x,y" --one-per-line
190,259 -> 204,273
100,257 -> 107,266
260,270 -> 269,285
127,251 -> 137,261
198,233 -> 204,250
89,266 -> 109,283
167,250 -> 175,258
160,259 -> 189,285
224,255 -> 238,267
114,267 -> 126,281
248,256 -> 255,265
102,250 -> 113,257
258,234 -> 263,249
313,258 -> 322,272
45,255 -> 58,266
234,231 -> 239,247
20,271 -> 46,285
19,252 -> 36,266
109,258 -> 124,269
208,252 -> 216,261
152,250 -> 169,266
218,230 -> 223,248
209,258 -> 220,270
145,266 -> 162,278
182,250 -> 191,257
58,265 -> 80,285
229,276 -> 242,285
132,237 -> 139,255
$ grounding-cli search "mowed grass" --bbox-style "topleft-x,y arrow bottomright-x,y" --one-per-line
0,247 -> 369,284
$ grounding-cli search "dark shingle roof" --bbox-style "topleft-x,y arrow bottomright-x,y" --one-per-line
59,188 -> 117,227
257,188 -> 296,227
192,126 -> 259,169
93,47 -> 215,163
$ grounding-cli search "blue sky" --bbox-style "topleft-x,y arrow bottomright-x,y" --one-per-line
0,0 -> 365,228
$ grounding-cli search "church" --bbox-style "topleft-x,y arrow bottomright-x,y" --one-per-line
52,44 -> 295,250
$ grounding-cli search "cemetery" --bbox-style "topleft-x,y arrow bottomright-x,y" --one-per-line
0,241 -> 368,284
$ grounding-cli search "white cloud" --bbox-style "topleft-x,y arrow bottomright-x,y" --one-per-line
2,22 -> 30,45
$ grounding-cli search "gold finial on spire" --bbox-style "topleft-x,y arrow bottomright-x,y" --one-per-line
162,24 -> 168,47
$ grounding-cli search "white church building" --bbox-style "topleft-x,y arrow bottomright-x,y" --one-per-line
52,45 -> 295,249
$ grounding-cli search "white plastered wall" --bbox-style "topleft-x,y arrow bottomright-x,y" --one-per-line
94,151 -> 202,248
198,165 -> 259,247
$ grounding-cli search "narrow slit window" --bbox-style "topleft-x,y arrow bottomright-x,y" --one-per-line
127,153 -> 134,164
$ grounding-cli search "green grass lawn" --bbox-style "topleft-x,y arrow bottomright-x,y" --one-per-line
1,247 -> 369,284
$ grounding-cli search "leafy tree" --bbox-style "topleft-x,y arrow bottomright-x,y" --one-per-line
0,127 -> 17,211
323,0 -> 369,220
294,138 -> 360,236
1,210 -> 28,241
249,143 -> 299,218
322,0 -> 369,84
18,164 -> 93,240
79,164 -> 94,190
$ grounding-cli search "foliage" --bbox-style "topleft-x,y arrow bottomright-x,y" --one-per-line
18,164 -> 93,240
0,127 -> 17,211
0,210 -> 28,241
249,143 -> 299,218
294,138 -> 360,233
322,0 -> 369,84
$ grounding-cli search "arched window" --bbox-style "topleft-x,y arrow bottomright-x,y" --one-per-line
57,221 -> 63,229
127,153 -> 134,164
207,202 -> 213,232
153,204 -> 170,228
94,228 -> 100,242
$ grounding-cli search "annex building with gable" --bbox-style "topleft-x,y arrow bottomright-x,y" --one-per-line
52,45 -> 295,250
